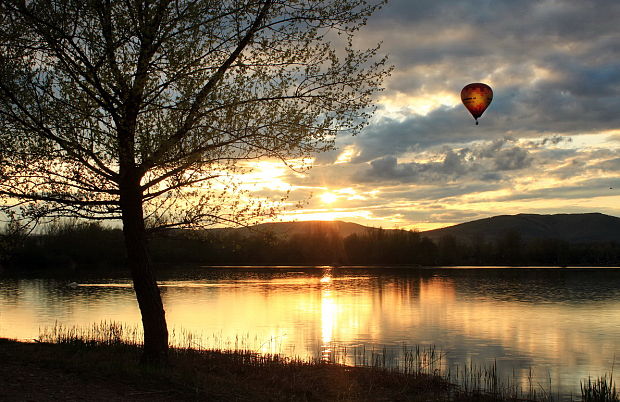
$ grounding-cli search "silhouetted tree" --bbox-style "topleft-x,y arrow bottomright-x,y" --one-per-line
438,235 -> 459,265
0,213 -> 28,267
0,0 -> 388,363
2,224 -> 620,268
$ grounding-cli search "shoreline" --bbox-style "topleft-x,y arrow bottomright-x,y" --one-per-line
1,336 -> 615,401
3,264 -> 620,277
3,270 -> 619,401
0,338 -> 456,401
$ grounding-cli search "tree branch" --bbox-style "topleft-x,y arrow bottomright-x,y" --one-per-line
141,0 -> 273,172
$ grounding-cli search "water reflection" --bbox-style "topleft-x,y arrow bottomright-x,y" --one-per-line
1,267 -> 620,398
320,268 -> 335,361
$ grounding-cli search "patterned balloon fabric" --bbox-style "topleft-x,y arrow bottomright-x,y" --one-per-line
461,83 -> 493,124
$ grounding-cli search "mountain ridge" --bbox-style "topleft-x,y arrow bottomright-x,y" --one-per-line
218,213 -> 620,244
421,212 -> 620,243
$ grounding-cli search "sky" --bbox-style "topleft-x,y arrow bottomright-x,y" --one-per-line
247,0 -> 620,231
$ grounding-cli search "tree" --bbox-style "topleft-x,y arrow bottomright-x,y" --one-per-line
0,0 -> 388,363
0,212 -> 28,267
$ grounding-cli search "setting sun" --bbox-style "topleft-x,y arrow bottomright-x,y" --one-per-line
320,192 -> 338,204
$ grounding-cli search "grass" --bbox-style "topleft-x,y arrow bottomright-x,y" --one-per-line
582,372 -> 618,402
3,321 -> 614,401
33,322 -> 455,400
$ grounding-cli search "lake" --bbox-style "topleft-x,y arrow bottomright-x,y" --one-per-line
1,266 -> 619,399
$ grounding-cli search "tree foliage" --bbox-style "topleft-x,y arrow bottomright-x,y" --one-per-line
0,0 -> 389,229
4,224 -> 619,269
0,0 -> 389,362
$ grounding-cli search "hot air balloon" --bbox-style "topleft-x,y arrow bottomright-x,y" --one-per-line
461,83 -> 493,125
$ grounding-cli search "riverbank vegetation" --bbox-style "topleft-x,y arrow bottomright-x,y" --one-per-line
1,221 -> 619,272
1,321 -> 617,401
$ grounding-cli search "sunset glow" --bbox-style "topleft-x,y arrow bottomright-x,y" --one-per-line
3,1 -> 620,401
240,128 -> 620,231
20,0 -> 614,235
320,192 -> 338,204
218,0 -> 620,231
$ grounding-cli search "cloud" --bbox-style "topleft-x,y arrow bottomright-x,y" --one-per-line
497,177 -> 620,202
341,0 -> 620,162
523,135 -> 572,148
593,157 -> 620,171
533,147 -> 620,179
493,147 -> 532,171
269,0 -> 620,228
428,210 -> 482,224
375,182 -> 503,202
354,139 -> 534,184
356,152 -> 466,184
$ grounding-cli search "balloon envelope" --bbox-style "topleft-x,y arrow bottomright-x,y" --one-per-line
461,83 -> 493,124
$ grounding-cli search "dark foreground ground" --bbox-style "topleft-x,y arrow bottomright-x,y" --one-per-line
0,338 -> 458,401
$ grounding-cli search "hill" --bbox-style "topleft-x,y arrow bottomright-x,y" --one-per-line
211,213 -> 620,244
210,220 -> 371,239
4,213 -> 619,269
421,213 -> 620,243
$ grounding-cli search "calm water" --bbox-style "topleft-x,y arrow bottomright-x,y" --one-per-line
2,266 -> 620,398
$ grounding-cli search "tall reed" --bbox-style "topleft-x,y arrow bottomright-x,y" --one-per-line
581,373 -> 618,402
37,321 -> 618,401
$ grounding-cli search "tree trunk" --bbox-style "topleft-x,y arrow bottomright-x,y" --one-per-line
119,176 -> 168,365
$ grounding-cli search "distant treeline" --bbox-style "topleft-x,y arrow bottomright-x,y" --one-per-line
1,221 -> 620,271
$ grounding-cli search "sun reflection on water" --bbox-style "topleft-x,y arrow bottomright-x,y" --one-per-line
320,268 -> 336,361
2,268 -> 620,398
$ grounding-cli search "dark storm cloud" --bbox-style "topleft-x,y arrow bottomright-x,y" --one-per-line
368,0 -> 620,81
346,0 -> 620,160
371,0 -> 620,52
